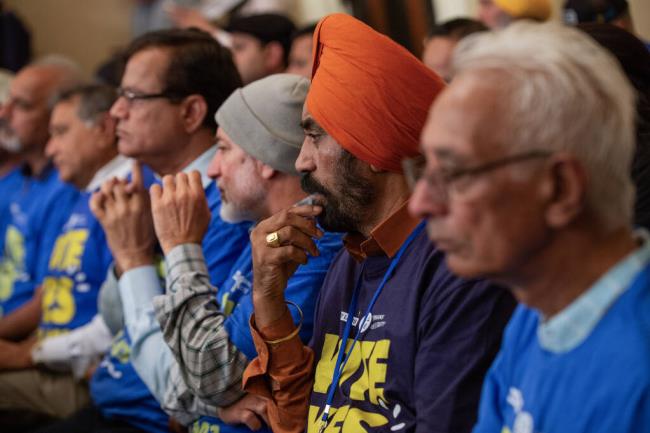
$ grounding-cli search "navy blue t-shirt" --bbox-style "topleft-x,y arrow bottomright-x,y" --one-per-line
306,227 -> 516,433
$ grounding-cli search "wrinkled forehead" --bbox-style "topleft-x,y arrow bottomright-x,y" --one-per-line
421,72 -> 509,164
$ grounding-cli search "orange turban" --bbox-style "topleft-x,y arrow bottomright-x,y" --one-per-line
306,14 -> 446,173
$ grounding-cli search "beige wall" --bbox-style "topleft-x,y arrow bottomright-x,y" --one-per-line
5,0 -> 133,77
5,0 -> 648,76
433,0 -> 650,40
2,0 -> 347,76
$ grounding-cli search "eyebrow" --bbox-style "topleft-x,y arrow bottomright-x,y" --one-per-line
300,117 -> 326,134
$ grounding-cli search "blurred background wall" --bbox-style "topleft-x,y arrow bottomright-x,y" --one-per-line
3,0 -> 649,75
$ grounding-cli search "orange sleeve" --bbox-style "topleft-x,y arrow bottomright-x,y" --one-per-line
243,309 -> 314,433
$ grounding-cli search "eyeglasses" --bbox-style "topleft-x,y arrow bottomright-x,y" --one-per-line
403,150 -> 552,202
116,87 -> 185,105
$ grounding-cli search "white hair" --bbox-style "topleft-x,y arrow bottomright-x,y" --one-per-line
452,21 -> 637,230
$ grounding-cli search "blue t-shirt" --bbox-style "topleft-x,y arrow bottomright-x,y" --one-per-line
92,179 -> 251,433
192,231 -> 344,433
0,166 -> 23,253
472,265 -> 650,433
0,165 -> 78,317
38,191 -> 114,339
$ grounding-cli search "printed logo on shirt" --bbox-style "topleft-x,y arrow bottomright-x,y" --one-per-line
0,225 -> 26,302
505,387 -> 535,433
340,311 -> 387,332
99,330 -> 131,380
41,228 -> 90,326
191,419 -> 220,433
308,333 -> 405,432
221,270 -> 252,317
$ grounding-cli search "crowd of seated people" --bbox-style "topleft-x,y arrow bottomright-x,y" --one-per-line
0,1 -> 649,432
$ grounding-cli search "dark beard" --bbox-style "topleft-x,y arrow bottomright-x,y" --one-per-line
300,151 -> 376,233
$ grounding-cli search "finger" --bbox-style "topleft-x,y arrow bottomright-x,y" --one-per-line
89,191 -> 106,219
162,174 -> 176,196
188,170 -> 203,195
250,398 -> 269,426
150,184 -> 162,206
175,172 -> 189,196
266,245 -> 309,266
241,411 -> 262,431
274,226 -> 320,257
288,204 -> 323,218
126,160 -> 144,193
112,181 -> 129,204
260,211 -> 323,239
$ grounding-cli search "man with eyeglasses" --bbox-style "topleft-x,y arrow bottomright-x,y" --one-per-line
239,14 -> 516,433
410,22 -> 650,433
37,29 -> 251,433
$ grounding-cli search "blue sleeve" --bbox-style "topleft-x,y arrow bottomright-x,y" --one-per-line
471,351 -> 507,433
224,232 -> 342,360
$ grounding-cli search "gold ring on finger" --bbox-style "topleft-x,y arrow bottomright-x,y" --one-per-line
266,231 -> 281,248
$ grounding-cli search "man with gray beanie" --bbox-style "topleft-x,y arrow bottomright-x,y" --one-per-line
121,73 -> 342,432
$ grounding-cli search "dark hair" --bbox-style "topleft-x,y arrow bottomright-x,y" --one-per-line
291,22 -> 317,42
53,84 -> 117,124
428,18 -> 487,40
123,28 -> 242,131
578,23 -> 650,229
227,14 -> 296,66
564,0 -> 629,24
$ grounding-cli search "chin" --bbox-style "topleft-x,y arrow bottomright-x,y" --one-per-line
444,254 -> 490,280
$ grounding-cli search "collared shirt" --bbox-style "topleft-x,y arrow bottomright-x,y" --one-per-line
343,200 -> 421,261
538,230 -> 650,353
243,199 -> 515,433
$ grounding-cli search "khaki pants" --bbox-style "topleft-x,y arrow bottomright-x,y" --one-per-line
0,368 -> 90,418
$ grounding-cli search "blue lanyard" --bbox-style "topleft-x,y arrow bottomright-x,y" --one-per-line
319,222 -> 425,431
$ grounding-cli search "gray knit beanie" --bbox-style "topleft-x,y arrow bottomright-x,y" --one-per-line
215,73 -> 309,175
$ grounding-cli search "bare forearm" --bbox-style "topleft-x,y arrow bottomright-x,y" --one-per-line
0,290 -> 42,341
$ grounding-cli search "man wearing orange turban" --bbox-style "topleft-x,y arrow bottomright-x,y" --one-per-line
237,13 -> 515,433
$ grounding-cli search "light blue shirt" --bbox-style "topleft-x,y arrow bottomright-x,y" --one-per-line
118,146 -> 218,403
538,230 -> 650,353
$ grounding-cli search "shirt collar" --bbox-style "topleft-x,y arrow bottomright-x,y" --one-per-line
343,200 -> 421,261
538,229 -> 650,353
180,146 -> 216,189
86,155 -> 132,192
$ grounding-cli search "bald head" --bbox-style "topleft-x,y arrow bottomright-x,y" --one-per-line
0,58 -> 84,158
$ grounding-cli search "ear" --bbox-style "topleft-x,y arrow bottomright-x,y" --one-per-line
542,153 -> 587,228
92,112 -> 118,151
256,159 -> 276,180
180,95 -> 208,133
263,41 -> 285,71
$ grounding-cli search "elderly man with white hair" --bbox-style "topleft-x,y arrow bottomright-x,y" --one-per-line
409,22 -> 650,433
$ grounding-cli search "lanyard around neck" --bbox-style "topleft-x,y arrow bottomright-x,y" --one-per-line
319,222 -> 425,432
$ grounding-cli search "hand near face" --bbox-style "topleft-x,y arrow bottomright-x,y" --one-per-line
150,171 -> 211,256
90,161 -> 156,275
216,393 -> 269,431
250,205 -> 323,328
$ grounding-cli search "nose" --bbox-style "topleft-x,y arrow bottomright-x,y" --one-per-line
0,99 -> 13,121
44,137 -> 57,159
207,150 -> 222,180
295,136 -> 316,173
109,96 -> 128,120
408,179 -> 448,221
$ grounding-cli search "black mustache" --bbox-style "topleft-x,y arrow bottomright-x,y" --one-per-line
300,173 -> 330,198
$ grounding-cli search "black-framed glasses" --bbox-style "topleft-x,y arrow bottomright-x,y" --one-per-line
403,150 -> 552,202
116,87 -> 186,105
